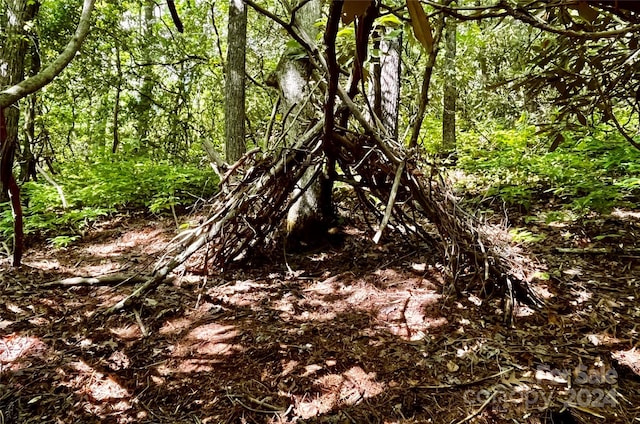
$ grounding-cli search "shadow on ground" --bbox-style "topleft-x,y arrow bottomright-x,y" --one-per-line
1,212 -> 639,423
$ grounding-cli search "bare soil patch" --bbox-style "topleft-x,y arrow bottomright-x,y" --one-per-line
1,208 -> 639,423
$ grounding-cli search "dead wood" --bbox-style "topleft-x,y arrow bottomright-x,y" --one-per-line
98,4 -> 542,320
100,124 -> 541,322
327,131 -> 542,319
101,121 -> 325,314
43,274 -> 149,287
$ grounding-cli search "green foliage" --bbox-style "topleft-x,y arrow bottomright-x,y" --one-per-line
62,157 -> 217,211
456,123 -> 640,212
0,157 -> 218,244
509,228 -> 546,244
48,235 -> 81,249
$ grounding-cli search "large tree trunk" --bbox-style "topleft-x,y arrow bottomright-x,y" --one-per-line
19,8 -> 41,182
0,0 -> 94,267
0,0 -> 38,190
269,0 -> 333,249
224,0 -> 247,163
370,30 -> 402,140
112,45 -> 122,153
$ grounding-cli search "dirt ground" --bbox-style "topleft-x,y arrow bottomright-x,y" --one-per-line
1,205 -> 640,423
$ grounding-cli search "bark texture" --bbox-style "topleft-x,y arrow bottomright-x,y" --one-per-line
0,0 -> 38,190
271,0 -> 333,249
0,0 -> 95,109
379,33 -> 402,140
224,0 -> 248,163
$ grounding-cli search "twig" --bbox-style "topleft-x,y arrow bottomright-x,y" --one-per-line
400,293 -> 412,339
134,308 -> 148,337
42,274 -> 148,287
414,367 -> 514,389
454,389 -> 497,424
373,161 -> 405,244
226,392 -> 284,414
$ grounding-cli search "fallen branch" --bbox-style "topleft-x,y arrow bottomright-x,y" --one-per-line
373,161 -> 404,244
43,274 -> 149,288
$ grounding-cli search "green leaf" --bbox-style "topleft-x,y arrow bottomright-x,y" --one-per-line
576,1 -> 599,23
376,14 -> 402,28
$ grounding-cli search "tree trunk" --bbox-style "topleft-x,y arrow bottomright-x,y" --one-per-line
20,27 -> 41,182
0,0 -> 95,109
224,0 -> 247,163
0,0 -> 38,189
137,0 -> 154,149
442,18 -> 457,153
371,30 -> 402,140
274,0 -> 334,249
112,45 -> 122,153
262,0 -> 329,248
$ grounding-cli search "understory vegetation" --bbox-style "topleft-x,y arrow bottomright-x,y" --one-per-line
453,122 -> 640,213
3,1 -> 640,423
0,157 -> 217,248
3,119 -> 638,252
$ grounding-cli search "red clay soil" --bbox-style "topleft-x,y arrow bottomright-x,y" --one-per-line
1,209 -> 639,423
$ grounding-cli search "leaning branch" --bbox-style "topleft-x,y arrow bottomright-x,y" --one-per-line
503,2 -> 640,39
0,0 -> 95,108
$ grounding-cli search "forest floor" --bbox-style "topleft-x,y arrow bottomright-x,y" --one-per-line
1,200 -> 640,424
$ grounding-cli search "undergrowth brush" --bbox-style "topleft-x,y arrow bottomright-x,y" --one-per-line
454,124 -> 640,213
0,156 -> 218,249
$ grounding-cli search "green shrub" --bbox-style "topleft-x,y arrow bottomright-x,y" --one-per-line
456,123 -> 640,212
0,156 -> 218,246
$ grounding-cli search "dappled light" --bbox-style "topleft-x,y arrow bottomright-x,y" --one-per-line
2,0 -> 640,423
0,335 -> 47,372
296,366 -> 386,418
2,209 -> 639,422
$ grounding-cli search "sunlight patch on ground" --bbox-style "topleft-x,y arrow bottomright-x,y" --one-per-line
22,258 -> 62,271
612,348 -> 640,377
570,287 -> 592,305
110,324 -> 143,340
564,267 -> 583,277
80,228 -> 168,258
215,279 -> 273,307
62,360 -> 131,415
73,360 -> 130,400
161,323 -> 245,373
295,366 -> 385,419
159,317 -> 193,336
587,333 -> 624,346
0,334 -> 47,373
611,208 -> 640,221
291,271 -> 446,338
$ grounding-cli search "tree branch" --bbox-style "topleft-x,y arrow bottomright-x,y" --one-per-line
502,1 -> 640,39
0,0 -> 96,109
